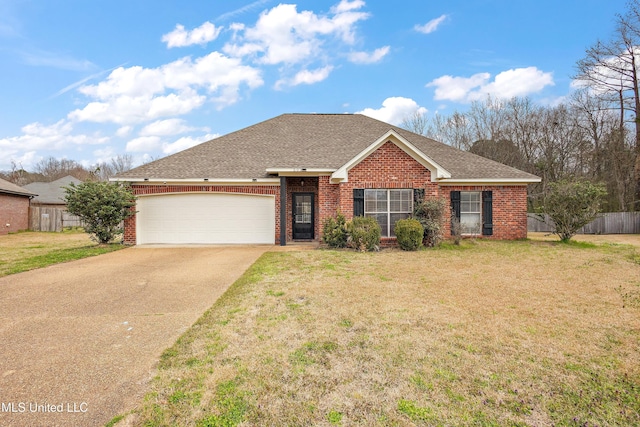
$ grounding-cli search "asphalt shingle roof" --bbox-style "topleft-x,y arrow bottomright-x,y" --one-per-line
0,177 -> 37,197
116,114 -> 540,182
24,175 -> 83,204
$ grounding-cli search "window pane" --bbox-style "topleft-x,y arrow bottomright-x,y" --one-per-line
460,212 -> 481,234
390,190 -> 412,212
461,192 -> 481,213
390,213 -> 411,236
365,190 -> 387,213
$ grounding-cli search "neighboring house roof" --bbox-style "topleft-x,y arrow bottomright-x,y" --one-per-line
0,177 -> 37,197
23,175 -> 82,204
114,114 -> 541,183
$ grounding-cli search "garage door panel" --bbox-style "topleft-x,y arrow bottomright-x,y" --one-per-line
137,193 -> 275,244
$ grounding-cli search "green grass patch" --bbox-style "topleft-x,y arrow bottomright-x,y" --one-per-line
3,244 -> 122,276
327,409 -> 343,424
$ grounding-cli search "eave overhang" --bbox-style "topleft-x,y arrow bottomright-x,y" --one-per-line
109,177 -> 281,185
437,177 -> 542,186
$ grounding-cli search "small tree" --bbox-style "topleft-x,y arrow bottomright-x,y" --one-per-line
65,181 -> 136,244
541,179 -> 607,242
413,197 -> 447,247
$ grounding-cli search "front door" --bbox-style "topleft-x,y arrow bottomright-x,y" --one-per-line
293,193 -> 314,240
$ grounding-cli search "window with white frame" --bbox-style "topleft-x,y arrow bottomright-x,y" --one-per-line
460,191 -> 481,235
364,189 -> 413,237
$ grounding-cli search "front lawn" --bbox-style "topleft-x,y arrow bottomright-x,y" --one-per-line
0,230 -> 123,277
121,240 -> 640,426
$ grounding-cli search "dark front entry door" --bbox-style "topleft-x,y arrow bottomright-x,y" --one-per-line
293,193 -> 314,240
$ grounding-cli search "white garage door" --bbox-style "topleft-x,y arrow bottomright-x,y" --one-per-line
136,193 -> 275,244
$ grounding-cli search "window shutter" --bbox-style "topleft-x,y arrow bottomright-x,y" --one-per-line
353,189 -> 364,217
482,191 -> 493,236
450,191 -> 461,235
413,188 -> 425,204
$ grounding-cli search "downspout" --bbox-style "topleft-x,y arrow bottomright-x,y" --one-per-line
280,176 -> 286,246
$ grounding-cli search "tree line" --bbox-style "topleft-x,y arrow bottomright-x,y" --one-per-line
0,155 -> 135,186
401,93 -> 635,212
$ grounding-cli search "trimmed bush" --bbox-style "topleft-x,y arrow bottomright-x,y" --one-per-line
413,197 -> 446,247
322,211 -> 348,248
347,216 -> 381,252
395,218 -> 424,251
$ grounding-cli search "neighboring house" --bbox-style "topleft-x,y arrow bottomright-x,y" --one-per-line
24,176 -> 83,232
112,114 -> 541,245
0,177 -> 37,235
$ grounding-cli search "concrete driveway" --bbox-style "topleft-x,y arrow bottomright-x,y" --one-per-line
0,246 -> 269,427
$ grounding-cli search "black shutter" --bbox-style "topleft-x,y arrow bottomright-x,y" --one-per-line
450,191 -> 461,234
482,191 -> 493,236
413,188 -> 425,204
353,189 -> 364,217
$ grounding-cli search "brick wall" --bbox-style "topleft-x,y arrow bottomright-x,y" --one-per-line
318,142 -> 530,242
0,193 -> 30,235
123,184 -> 280,245
439,185 -> 529,240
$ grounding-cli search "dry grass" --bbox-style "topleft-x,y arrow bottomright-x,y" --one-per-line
124,239 -> 640,427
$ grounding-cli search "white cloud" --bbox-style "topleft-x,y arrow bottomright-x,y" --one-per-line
0,120 -> 108,151
0,120 -> 109,169
427,67 -> 554,102
68,52 -> 263,124
357,97 -> 427,125
415,14 -> 447,34
162,133 -> 219,155
162,22 -> 222,48
348,46 -> 389,64
276,66 -> 334,89
427,72 -> 490,102
331,0 -> 366,13
140,118 -> 197,136
116,125 -> 133,137
223,1 -> 370,65
125,136 -> 162,152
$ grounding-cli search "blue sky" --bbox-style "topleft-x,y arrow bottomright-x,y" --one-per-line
0,0 -> 628,171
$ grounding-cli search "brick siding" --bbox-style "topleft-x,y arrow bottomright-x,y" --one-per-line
0,193 -> 31,235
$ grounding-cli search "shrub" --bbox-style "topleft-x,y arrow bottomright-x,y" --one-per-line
540,179 -> 607,242
413,197 -> 446,247
347,216 -> 381,252
395,218 -> 424,251
322,211 -> 348,248
64,181 -> 136,244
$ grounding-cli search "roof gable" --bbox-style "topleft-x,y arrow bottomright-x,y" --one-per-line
331,129 -> 451,183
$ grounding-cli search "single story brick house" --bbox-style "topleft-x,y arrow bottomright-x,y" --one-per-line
0,177 -> 37,235
112,114 -> 540,245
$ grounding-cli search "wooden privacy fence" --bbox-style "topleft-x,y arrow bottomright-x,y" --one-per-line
29,206 -> 84,232
528,212 -> 640,234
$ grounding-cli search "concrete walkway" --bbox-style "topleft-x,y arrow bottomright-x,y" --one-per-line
0,246 -> 269,427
